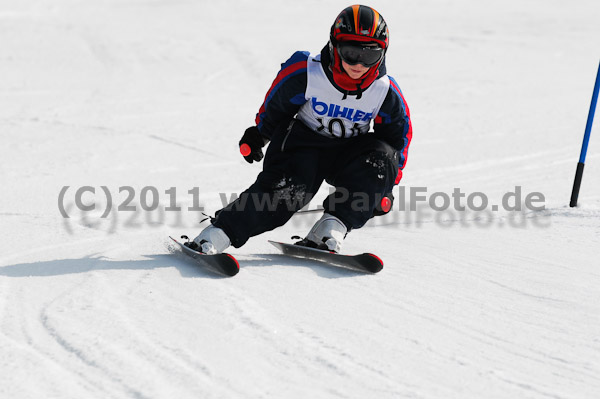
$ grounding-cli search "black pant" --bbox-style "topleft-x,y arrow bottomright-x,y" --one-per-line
213,120 -> 398,248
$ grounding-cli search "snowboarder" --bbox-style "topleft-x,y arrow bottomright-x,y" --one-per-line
190,4 -> 412,254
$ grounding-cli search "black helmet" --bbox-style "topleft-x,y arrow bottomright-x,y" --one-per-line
330,5 -> 389,49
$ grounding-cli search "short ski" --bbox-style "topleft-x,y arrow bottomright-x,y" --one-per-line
169,236 -> 239,277
269,240 -> 383,273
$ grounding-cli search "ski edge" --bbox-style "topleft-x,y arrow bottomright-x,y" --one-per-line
268,240 -> 383,273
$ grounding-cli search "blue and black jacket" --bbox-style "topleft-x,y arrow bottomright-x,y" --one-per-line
254,45 -> 412,182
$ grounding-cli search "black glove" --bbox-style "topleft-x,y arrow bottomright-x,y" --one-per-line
239,126 -> 267,163
373,192 -> 394,217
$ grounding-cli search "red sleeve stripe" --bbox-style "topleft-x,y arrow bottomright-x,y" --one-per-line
389,77 -> 413,170
255,60 -> 307,126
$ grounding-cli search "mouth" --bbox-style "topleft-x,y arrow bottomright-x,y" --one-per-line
348,66 -> 365,75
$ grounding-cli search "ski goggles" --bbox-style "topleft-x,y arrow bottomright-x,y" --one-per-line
337,43 -> 384,67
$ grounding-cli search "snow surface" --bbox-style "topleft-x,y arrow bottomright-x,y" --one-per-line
1,0 -> 600,398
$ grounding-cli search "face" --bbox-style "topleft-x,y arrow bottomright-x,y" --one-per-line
341,60 -> 369,79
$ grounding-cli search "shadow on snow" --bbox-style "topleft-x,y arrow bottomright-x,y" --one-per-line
0,252 -> 368,279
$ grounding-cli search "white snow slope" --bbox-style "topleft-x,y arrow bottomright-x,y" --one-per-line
1,1 -> 599,398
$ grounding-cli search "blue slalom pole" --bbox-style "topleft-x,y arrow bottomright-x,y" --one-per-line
570,60 -> 600,207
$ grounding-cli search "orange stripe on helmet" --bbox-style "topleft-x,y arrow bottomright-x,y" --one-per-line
352,5 -> 360,34
371,10 -> 380,36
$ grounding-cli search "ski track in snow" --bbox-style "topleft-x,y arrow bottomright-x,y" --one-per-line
1,0 -> 600,398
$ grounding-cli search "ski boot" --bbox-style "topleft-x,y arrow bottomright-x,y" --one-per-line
187,225 -> 231,255
294,213 -> 347,253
